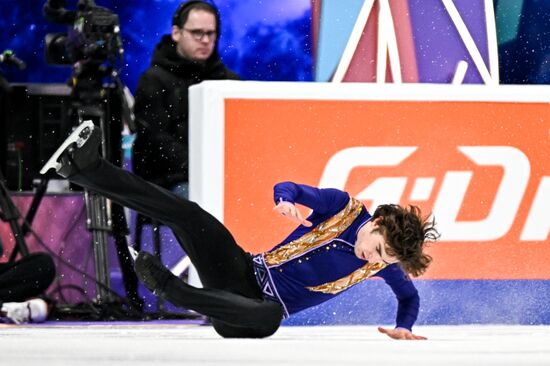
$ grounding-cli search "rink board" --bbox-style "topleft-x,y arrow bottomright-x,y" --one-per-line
189,81 -> 550,324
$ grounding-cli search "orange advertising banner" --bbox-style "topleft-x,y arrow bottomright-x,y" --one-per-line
222,98 -> 549,280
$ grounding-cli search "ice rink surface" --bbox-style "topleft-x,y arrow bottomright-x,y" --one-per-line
0,323 -> 549,365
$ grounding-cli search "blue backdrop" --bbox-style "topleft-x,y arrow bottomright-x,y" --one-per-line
0,0 -> 313,92
2,1 -> 549,89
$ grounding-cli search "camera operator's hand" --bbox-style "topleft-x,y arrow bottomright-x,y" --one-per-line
0,50 -> 26,70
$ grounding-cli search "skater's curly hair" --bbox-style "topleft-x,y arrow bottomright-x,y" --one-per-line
371,204 -> 439,277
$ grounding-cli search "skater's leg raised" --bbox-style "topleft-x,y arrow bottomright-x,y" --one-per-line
41,122 -> 254,292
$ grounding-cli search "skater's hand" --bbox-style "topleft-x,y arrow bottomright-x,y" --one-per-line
274,200 -> 312,227
378,326 -> 427,340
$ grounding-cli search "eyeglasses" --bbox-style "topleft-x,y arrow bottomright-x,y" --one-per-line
183,28 -> 217,41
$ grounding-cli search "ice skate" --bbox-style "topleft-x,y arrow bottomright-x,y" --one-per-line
134,251 -> 175,297
39,120 -> 101,178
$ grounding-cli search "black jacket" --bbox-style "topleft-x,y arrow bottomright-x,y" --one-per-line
132,34 -> 239,186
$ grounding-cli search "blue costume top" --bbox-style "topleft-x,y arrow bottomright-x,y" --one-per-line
252,181 -> 420,330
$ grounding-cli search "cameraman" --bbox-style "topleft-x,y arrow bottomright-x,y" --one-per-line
132,0 -> 239,197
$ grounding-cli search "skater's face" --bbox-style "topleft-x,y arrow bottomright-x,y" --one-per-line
172,9 -> 217,61
354,219 -> 399,265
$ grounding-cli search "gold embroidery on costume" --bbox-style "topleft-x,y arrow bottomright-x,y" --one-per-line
306,262 -> 387,295
264,198 -> 363,267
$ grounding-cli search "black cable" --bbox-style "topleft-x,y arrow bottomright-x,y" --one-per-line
58,202 -> 86,246
20,214 -> 144,318
51,279 -> 70,304
48,283 -> 94,304
54,203 -> 97,300
55,204 -> 89,288
8,188 -> 198,320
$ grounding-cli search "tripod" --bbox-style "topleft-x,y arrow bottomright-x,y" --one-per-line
77,106 -> 115,304
67,63 -> 142,312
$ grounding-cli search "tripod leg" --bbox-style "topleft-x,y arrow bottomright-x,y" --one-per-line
21,178 -> 49,236
84,190 -> 113,304
111,203 -> 143,311
0,173 -> 29,260
7,220 -> 28,262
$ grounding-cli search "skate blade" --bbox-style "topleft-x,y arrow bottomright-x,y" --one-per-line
127,246 -> 139,261
39,120 -> 95,175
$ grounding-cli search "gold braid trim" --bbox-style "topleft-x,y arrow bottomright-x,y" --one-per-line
306,262 -> 387,295
264,198 -> 364,267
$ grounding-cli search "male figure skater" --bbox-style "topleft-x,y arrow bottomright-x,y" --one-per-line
41,121 -> 439,339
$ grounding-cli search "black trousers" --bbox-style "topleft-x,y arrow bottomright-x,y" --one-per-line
70,160 -> 283,338
0,253 -> 56,305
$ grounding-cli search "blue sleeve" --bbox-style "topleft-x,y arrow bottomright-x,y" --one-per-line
273,181 -> 349,215
379,264 -> 419,331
